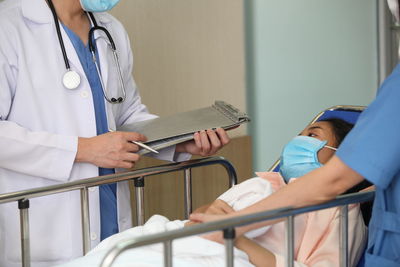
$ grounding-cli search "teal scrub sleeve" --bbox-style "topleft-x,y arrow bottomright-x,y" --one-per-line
336,64 -> 400,189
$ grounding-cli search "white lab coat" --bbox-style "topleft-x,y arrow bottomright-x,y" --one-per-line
0,0 -> 188,266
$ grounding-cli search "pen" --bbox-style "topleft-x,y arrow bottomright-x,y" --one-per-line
131,141 -> 159,154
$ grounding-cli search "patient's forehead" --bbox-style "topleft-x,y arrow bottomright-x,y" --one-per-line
300,121 -> 336,145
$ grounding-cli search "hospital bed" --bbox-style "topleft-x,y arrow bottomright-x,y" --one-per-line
98,105 -> 374,267
0,105 -> 375,267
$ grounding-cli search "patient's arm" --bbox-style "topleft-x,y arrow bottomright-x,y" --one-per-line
235,236 -> 276,267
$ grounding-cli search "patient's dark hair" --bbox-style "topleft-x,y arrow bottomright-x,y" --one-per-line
319,118 -> 354,146
319,117 -> 373,224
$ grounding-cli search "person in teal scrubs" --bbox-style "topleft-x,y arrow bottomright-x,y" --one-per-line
334,64 -> 400,266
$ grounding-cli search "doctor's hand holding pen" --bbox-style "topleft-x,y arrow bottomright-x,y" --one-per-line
76,131 -> 147,169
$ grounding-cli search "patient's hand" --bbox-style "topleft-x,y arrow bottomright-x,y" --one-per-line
188,200 -> 233,226
185,200 -> 233,227
189,213 -> 236,244
204,199 -> 234,215
189,212 -> 228,224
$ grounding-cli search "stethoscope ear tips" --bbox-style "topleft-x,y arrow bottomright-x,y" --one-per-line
110,97 -> 124,103
110,97 -> 124,104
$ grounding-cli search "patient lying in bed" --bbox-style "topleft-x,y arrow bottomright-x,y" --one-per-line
59,118 -> 368,267
194,118 -> 368,267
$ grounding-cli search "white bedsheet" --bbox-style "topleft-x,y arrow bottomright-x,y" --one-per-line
57,215 -> 254,267
58,177 -> 272,267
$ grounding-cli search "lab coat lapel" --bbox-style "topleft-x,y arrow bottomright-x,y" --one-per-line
22,0 -> 86,82
21,0 -> 52,24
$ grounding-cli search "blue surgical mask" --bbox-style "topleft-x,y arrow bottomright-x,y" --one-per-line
279,136 -> 337,183
80,0 -> 121,12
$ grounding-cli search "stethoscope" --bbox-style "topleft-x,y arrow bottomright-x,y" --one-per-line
47,0 -> 126,103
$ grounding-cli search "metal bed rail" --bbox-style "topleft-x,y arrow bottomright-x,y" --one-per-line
100,190 -> 375,267
0,156 -> 237,267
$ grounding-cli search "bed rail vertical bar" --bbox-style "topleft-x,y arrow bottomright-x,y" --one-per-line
183,168 -> 192,219
224,228 -> 235,267
80,187 -> 91,255
134,177 -> 145,226
163,240 -> 173,267
339,205 -> 349,267
285,215 -> 294,267
19,199 -> 30,267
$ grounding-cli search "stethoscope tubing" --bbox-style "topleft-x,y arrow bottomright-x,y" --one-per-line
86,16 -> 126,103
88,13 -> 117,52
47,0 -> 126,103
47,0 -> 71,71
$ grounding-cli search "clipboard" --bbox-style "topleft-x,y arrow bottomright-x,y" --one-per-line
118,101 -> 251,155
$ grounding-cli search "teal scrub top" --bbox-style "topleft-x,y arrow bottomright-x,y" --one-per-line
62,25 -> 118,241
337,63 -> 400,266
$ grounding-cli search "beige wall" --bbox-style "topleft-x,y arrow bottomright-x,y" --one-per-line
110,1 -> 250,220
111,0 -> 247,137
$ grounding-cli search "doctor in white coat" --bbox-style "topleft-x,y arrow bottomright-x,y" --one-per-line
0,0 -> 230,266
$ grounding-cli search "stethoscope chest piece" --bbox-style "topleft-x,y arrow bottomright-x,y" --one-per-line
63,70 -> 81,90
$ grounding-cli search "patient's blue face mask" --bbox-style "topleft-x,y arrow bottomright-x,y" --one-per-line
80,0 -> 121,12
279,136 -> 337,183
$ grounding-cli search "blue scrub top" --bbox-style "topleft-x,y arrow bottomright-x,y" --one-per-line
336,63 -> 400,266
63,25 -> 118,240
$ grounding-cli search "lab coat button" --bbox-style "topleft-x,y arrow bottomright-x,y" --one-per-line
80,91 -> 89,98
90,232 -> 97,240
